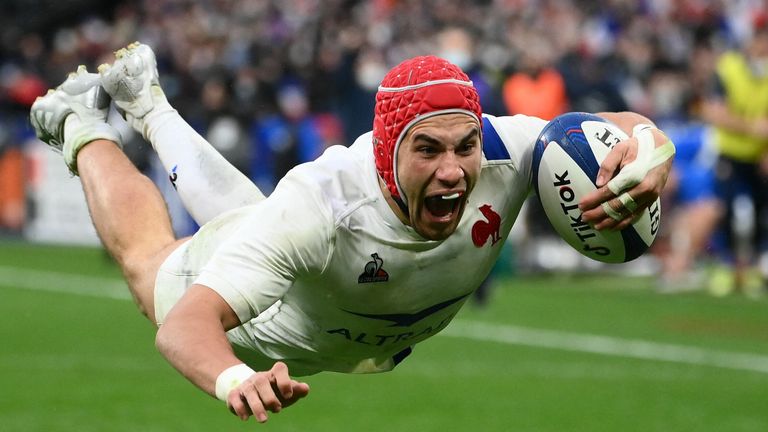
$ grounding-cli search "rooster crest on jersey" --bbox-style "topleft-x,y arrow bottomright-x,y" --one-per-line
471,204 -> 501,247
373,56 -> 482,208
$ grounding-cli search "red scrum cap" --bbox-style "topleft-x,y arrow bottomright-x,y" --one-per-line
373,55 -> 482,203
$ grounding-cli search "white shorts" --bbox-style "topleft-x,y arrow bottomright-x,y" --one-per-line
153,235 -> 287,372
151,205 -> 289,373
153,205 -> 254,325
153,239 -> 197,326
151,205 -> 330,375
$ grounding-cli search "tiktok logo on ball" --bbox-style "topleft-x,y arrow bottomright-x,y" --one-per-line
554,170 -> 610,257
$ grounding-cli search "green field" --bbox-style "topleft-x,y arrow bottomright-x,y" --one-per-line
2,241 -> 767,431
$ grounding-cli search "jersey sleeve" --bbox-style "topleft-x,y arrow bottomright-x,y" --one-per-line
194,176 -> 335,323
482,113 -> 548,188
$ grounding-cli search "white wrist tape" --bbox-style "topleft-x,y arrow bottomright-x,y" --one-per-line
215,363 -> 256,402
649,140 -> 676,169
606,123 -> 655,195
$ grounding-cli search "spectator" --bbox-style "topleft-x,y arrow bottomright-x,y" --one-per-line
700,21 -> 768,297
502,37 -> 568,120
2,0 -> 765,293
655,122 -> 721,292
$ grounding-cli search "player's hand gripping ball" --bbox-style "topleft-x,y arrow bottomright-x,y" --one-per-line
532,112 -> 661,263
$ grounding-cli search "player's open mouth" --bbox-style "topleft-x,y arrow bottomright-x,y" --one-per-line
424,192 -> 462,220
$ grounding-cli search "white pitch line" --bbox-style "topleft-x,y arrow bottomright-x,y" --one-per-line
442,320 -> 768,375
3,265 -> 768,375
0,266 -> 130,300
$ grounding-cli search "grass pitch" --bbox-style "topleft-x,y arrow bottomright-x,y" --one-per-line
1,241 -> 767,431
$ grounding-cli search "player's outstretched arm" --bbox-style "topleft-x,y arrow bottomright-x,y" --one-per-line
578,111 -> 675,230
155,284 -> 309,422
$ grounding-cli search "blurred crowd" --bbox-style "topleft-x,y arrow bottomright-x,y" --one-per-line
1,0 -> 768,296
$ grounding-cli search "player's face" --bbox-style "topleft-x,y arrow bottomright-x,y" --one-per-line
397,113 -> 482,240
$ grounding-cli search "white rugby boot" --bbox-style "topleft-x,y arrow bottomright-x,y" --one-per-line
98,42 -> 175,140
29,65 -> 122,174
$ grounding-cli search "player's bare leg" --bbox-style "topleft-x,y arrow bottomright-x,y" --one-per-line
76,140 -> 185,321
99,42 -> 264,226
30,66 -> 180,322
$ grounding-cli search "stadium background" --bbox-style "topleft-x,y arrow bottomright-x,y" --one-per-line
1,1 -> 767,431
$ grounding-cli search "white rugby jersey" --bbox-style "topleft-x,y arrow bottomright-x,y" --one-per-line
191,114 -> 547,375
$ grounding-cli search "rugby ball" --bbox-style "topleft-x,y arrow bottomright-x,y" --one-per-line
532,112 -> 661,263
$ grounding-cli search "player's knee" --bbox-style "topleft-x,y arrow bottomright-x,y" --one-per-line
120,239 -> 176,283
118,252 -> 159,320
120,252 -> 150,286
129,292 -> 154,322
120,238 -> 188,324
